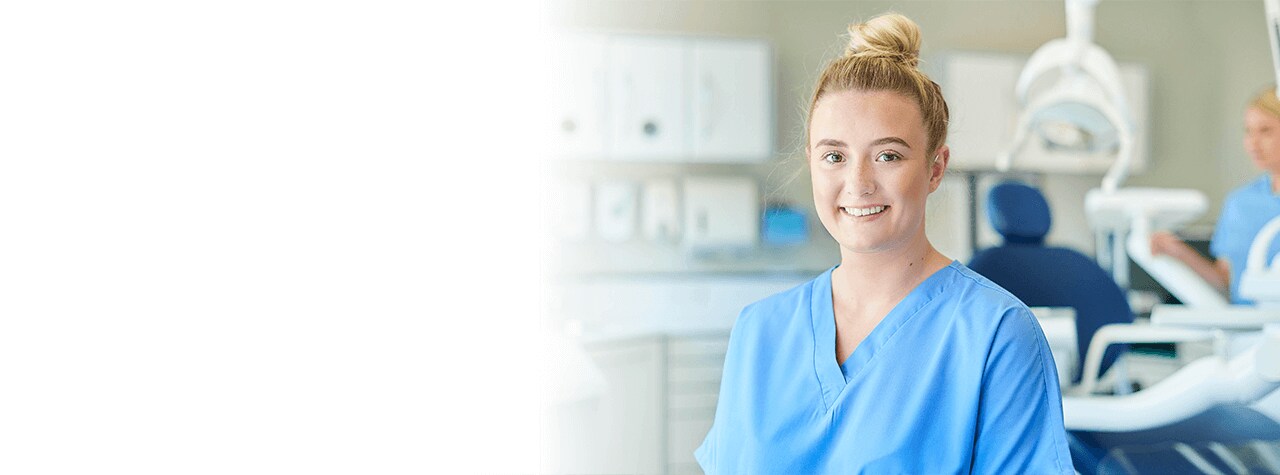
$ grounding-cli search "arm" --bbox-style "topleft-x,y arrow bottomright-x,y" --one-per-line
970,309 -> 1073,475
1150,231 -> 1230,293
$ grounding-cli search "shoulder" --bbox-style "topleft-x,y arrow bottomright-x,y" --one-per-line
1218,175 -> 1278,233
944,263 -> 1031,314
1226,175 -> 1272,204
733,271 -> 821,330
939,263 -> 1042,336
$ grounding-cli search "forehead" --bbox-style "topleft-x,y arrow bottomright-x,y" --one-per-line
810,90 -> 926,144
1246,106 -> 1280,126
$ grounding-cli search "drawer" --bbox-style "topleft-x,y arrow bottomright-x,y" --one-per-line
669,392 -> 718,414
669,353 -> 726,368
669,336 -> 729,359
668,415 -> 715,470
668,365 -> 723,385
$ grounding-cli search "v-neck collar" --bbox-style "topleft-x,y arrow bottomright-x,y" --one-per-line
810,261 -> 960,411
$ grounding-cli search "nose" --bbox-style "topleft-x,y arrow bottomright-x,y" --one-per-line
845,160 -> 876,196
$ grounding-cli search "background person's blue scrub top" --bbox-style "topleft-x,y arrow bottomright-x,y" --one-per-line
696,261 -> 1073,474
1211,174 -> 1280,305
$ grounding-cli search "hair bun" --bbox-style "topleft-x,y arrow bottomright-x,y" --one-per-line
845,13 -> 922,67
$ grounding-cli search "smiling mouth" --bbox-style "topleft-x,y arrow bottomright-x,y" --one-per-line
841,205 -> 888,217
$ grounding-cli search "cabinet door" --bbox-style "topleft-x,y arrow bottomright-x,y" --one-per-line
608,36 -> 689,161
560,337 -> 664,475
691,39 -> 773,163
549,35 -> 608,160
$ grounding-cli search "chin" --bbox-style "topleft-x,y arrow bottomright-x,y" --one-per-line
835,236 -> 895,254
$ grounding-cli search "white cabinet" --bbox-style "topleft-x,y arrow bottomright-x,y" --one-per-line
551,34 -> 774,163
691,39 -> 773,162
584,337 -> 667,475
550,34 -> 609,160
609,36 -> 690,161
552,333 -> 728,475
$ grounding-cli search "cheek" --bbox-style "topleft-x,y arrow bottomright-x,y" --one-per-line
895,171 -> 930,194
810,169 -> 839,196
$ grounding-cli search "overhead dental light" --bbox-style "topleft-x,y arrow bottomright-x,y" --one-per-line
997,0 -> 1215,296
998,0 -> 1135,192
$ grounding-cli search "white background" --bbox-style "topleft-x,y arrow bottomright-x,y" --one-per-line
0,1 -> 548,473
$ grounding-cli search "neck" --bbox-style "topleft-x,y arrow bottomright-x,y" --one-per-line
1272,171 -> 1280,194
831,235 -> 950,309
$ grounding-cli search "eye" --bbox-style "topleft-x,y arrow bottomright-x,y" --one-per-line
875,151 -> 903,162
822,151 -> 845,164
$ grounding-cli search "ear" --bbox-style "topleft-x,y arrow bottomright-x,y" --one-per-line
928,145 -> 949,193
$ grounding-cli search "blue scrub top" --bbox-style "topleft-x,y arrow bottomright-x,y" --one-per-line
696,261 -> 1073,474
1210,174 -> 1280,305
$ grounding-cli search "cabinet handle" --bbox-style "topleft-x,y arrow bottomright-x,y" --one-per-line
642,120 -> 659,137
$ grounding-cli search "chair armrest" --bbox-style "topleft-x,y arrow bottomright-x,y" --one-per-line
1076,323 -> 1215,394
1150,304 -> 1280,330
1064,326 -> 1280,431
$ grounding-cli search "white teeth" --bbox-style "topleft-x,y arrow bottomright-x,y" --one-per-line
842,205 -> 886,217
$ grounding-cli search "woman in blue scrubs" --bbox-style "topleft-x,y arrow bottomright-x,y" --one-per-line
1151,87 -> 1280,305
695,13 -> 1074,474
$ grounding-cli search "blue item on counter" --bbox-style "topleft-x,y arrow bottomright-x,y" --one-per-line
762,207 -> 808,246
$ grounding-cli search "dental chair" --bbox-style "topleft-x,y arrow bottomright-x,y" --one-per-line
988,0 -> 1280,471
969,182 -> 1280,474
968,181 -> 1133,387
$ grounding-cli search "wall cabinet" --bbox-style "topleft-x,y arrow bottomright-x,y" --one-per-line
690,39 -> 773,163
549,35 -> 609,160
551,34 -> 774,163
609,36 -> 690,161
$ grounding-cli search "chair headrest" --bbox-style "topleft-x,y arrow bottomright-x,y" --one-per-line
987,181 -> 1051,245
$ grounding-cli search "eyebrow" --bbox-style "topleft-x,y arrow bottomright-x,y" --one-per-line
813,137 -> 913,149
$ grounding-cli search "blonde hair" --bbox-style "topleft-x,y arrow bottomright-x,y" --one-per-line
807,13 -> 949,156
1250,85 -> 1280,119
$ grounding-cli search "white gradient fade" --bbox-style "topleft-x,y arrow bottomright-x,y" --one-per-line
0,0 -> 548,473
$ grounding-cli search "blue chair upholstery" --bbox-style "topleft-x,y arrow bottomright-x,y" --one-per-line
1069,405 -> 1280,475
969,181 -> 1132,383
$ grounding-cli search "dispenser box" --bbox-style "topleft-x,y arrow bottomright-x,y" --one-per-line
595,180 -> 640,242
681,176 -> 759,250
